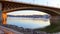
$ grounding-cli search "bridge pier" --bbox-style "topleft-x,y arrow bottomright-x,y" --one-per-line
2,12 -> 7,25
50,15 -> 60,25
0,11 -> 2,24
0,3 -> 2,24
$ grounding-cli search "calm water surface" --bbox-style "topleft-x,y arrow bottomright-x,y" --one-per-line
7,17 -> 50,29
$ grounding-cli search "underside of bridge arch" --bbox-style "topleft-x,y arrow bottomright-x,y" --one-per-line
5,7 -> 59,16
0,1 -> 60,25
6,7 -> 60,25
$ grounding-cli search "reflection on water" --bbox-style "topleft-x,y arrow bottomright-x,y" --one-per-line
7,17 -> 50,29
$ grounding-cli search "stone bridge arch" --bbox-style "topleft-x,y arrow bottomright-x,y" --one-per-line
0,1 -> 60,25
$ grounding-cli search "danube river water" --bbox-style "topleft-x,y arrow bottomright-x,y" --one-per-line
7,17 -> 50,29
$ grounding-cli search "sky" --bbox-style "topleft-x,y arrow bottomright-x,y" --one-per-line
7,10 -> 47,15
7,0 -> 60,15
8,0 -> 60,8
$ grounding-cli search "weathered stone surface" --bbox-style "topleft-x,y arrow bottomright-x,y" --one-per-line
50,16 -> 60,24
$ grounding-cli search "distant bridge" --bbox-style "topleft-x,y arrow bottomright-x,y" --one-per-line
0,1 -> 60,25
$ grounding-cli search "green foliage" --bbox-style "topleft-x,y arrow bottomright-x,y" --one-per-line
35,21 -> 60,33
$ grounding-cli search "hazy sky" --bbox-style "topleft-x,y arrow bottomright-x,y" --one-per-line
7,10 -> 47,15
7,0 -> 60,15
8,0 -> 60,8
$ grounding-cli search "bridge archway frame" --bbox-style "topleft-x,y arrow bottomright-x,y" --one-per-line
7,7 -> 57,16
5,7 -> 59,25
0,1 -> 60,25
